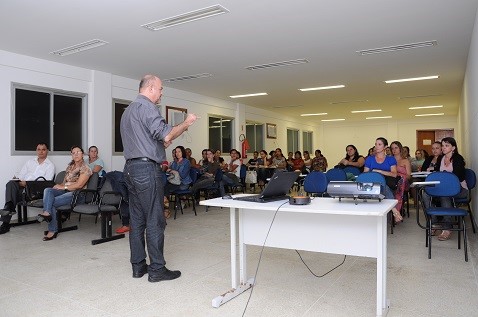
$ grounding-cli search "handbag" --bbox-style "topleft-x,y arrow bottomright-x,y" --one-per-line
167,170 -> 181,185
385,175 -> 401,190
245,170 -> 257,184
24,177 -> 56,201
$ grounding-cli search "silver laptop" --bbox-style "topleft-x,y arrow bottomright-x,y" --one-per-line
233,171 -> 299,203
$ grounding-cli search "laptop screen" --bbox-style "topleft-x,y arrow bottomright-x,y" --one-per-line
259,171 -> 299,199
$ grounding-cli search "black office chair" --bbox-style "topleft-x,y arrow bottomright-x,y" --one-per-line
170,168 -> 200,219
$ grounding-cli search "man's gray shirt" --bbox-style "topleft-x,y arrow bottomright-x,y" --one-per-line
120,95 -> 173,163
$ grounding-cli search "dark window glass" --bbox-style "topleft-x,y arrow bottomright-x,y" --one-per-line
208,116 -> 233,153
114,102 -> 129,152
15,89 -> 50,151
53,95 -> 82,151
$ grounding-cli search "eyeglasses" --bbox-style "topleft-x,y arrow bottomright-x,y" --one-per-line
71,151 -> 83,155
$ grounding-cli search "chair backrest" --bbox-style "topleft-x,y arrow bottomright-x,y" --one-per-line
99,178 -> 122,206
343,166 -> 361,176
83,172 -> 99,203
356,172 -> 386,187
303,171 -> 328,194
464,168 -> 476,190
55,171 -> 66,184
239,164 -> 247,179
326,168 -> 347,182
424,172 -> 461,198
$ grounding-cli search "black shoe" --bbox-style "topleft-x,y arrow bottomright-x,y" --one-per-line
0,209 -> 15,217
37,214 -> 52,223
132,263 -> 149,278
148,267 -> 181,282
42,232 -> 58,241
0,223 -> 10,235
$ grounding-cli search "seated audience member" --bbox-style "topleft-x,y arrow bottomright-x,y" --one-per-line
247,151 -> 259,168
421,137 -> 468,241
363,137 -> 403,223
197,149 -> 208,167
421,141 -> 442,172
192,149 -> 224,197
267,150 -> 275,165
303,151 -> 312,172
365,147 -> 375,160
291,151 -> 305,172
37,146 -> 92,241
337,144 -> 365,172
390,141 -> 412,214
312,149 -> 328,172
185,147 -> 199,169
163,146 -> 192,219
286,152 -> 294,170
411,149 -> 426,172
256,150 -> 270,186
271,148 -> 287,172
87,145 -> 105,176
214,149 -> 227,169
385,146 -> 392,156
403,146 -> 412,162
0,142 -> 55,235
222,149 -> 242,187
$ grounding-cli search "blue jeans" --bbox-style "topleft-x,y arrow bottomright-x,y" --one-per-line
124,159 -> 167,273
42,188 -> 74,232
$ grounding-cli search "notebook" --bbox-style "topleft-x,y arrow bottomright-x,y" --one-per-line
233,171 -> 299,203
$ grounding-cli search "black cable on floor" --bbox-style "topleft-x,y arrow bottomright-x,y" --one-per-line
296,250 -> 346,278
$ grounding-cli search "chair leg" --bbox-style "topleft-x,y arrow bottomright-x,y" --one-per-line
468,204 -> 476,233
428,219 -> 432,259
463,218 -> 468,262
389,211 -> 394,234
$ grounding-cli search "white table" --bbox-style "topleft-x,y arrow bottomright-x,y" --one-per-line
200,196 -> 397,316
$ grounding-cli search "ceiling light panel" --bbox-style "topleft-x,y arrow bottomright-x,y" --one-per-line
246,59 -> 309,71
356,40 -> 437,55
351,109 -> 382,113
385,75 -> 439,84
415,113 -> 445,117
321,118 -> 345,122
50,39 -> 108,56
408,105 -> 443,110
163,73 -> 212,83
230,92 -> 268,98
299,85 -> 345,92
142,4 -> 229,31
300,113 -> 328,116
366,116 -> 392,120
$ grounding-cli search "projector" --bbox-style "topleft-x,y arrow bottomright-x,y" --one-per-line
326,181 -> 384,204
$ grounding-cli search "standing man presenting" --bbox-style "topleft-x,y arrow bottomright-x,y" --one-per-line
121,74 -> 197,282
0,142 -> 55,234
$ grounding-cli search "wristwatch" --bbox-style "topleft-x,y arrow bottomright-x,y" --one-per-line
64,184 -> 68,190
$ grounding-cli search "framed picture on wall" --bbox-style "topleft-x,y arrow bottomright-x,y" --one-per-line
166,106 -> 187,126
266,123 -> 277,139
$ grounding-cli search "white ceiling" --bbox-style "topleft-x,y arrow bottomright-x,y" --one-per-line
1,0 -> 477,122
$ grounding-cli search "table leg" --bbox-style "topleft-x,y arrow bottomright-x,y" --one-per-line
230,207 -> 237,289
376,214 -> 389,316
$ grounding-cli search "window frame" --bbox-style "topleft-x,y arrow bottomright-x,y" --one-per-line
287,128 -> 300,153
12,83 -> 87,155
112,98 -> 132,155
208,115 -> 234,153
245,121 -> 264,153
302,130 -> 313,153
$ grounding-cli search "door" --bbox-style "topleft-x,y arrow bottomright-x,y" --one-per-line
416,129 -> 454,157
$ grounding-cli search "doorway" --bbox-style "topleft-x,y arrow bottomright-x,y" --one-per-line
416,129 -> 454,156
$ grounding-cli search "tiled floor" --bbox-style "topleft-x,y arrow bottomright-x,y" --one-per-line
0,202 -> 477,317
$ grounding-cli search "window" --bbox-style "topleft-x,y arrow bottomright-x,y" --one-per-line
14,85 -> 86,152
209,116 -> 233,153
246,122 -> 264,152
302,131 -> 313,153
113,100 -> 130,153
287,128 -> 299,153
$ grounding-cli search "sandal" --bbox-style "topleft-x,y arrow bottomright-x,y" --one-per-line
430,229 -> 441,236
163,197 -> 171,219
437,230 -> 451,241
164,209 -> 171,219
392,208 -> 403,223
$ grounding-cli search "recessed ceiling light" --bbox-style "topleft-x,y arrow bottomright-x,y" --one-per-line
321,118 -> 345,122
246,59 -> 309,71
356,40 -> 437,55
366,116 -> 392,120
50,39 -> 108,56
385,75 -> 439,84
300,113 -> 328,116
229,92 -> 268,98
415,113 -> 444,117
299,85 -> 345,92
141,4 -> 229,31
408,105 -> 443,110
351,109 -> 382,113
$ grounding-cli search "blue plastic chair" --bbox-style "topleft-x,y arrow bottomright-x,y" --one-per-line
423,172 -> 468,261
326,168 -> 347,182
343,166 -> 361,176
453,168 -> 477,233
171,168 -> 200,219
303,171 -> 328,197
